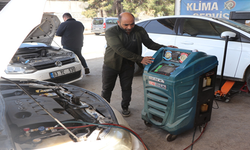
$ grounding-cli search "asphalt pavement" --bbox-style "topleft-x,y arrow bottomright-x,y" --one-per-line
72,57 -> 250,150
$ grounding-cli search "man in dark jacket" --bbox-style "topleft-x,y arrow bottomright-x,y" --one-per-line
102,12 -> 176,117
56,13 -> 90,74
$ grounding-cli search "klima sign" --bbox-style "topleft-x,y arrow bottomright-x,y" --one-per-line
180,0 -> 250,19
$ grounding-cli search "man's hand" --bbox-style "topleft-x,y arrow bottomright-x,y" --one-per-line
141,56 -> 154,65
167,45 -> 178,48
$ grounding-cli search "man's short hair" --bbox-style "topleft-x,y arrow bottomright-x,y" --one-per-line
63,13 -> 72,19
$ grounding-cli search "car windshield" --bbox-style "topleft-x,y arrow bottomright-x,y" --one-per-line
215,18 -> 250,34
93,18 -> 103,25
106,19 -> 118,24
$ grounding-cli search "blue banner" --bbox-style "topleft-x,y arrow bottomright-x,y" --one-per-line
180,0 -> 250,19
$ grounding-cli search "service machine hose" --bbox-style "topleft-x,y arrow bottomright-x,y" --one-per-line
183,123 -> 208,150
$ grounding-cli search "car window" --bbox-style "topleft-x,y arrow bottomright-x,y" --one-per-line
215,18 -> 250,34
106,19 -> 118,24
136,21 -> 148,27
144,18 -> 176,34
181,18 -> 233,39
240,34 -> 250,43
93,18 -> 103,25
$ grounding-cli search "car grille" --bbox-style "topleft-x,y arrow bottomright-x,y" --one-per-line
34,58 -> 75,70
45,70 -> 81,83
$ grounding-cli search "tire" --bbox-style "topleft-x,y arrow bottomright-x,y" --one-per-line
247,73 -> 250,91
134,63 -> 143,76
94,33 -> 100,35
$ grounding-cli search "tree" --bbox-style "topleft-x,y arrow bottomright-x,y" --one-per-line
81,0 -> 116,18
121,0 -> 174,17
121,0 -> 142,15
81,0 -> 175,18
139,0 -> 175,17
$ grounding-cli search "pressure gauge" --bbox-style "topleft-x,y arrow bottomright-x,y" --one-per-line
179,53 -> 188,63
164,50 -> 172,60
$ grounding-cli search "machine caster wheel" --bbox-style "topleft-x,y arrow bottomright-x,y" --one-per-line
224,98 -> 230,103
144,121 -> 152,127
166,134 -> 177,142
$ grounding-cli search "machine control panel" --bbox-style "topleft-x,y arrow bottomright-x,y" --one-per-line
152,49 -> 190,76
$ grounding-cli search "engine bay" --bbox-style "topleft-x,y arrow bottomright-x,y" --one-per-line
10,46 -> 75,68
0,80 -> 117,149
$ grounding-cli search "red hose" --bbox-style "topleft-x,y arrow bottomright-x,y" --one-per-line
183,123 -> 208,150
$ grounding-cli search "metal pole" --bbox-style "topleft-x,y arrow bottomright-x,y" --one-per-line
219,36 -> 229,90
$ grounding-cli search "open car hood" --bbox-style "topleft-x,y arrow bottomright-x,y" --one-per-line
0,0 -> 47,77
24,13 -> 61,45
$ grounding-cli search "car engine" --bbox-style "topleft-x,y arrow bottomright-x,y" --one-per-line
0,80 -> 118,149
11,46 -> 75,70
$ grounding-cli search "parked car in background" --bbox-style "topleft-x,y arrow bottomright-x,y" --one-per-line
135,15 -> 250,89
91,17 -> 118,35
0,0 -> 146,150
2,13 -> 84,84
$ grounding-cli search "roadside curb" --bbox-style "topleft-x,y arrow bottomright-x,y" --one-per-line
84,31 -> 94,35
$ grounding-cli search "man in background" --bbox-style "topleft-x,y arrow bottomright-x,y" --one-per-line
56,12 -> 90,74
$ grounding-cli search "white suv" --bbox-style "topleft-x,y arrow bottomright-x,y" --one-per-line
136,15 -> 250,89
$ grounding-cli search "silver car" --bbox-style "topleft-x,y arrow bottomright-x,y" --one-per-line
91,17 -> 118,35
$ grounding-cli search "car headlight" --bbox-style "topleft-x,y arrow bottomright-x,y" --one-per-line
5,64 -> 37,74
32,128 -> 134,150
100,127 -> 133,150
64,50 -> 80,63
72,53 -> 80,63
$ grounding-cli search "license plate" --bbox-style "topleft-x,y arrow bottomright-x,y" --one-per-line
95,28 -> 100,30
49,67 -> 76,78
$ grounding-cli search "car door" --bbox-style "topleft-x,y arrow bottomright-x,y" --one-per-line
139,18 -> 177,57
235,33 -> 250,79
175,18 -> 242,78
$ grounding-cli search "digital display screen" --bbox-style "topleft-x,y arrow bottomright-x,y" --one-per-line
153,63 -> 178,76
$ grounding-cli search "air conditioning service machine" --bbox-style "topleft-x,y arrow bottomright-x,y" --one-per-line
141,47 -> 218,141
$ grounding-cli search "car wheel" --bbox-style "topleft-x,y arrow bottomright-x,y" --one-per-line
247,73 -> 250,90
95,33 -> 100,35
134,63 -> 143,76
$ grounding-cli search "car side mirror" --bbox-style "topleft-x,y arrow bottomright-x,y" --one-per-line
221,31 -> 237,40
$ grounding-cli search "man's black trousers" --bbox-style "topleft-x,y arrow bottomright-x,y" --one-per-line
63,46 -> 88,68
101,63 -> 134,110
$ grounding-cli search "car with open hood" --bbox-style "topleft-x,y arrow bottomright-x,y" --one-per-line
2,10 -> 83,84
0,0 -> 146,150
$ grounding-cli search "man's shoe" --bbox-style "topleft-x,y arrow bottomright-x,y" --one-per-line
122,109 -> 131,117
85,68 -> 90,74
